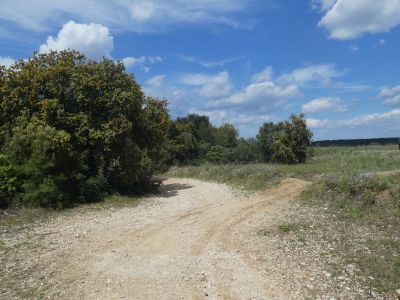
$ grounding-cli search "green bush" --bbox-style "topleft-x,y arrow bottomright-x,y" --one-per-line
258,114 -> 312,164
0,51 -> 170,208
3,116 -> 72,208
0,154 -> 17,208
206,146 -> 230,164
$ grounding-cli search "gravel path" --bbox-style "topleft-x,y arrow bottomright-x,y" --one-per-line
1,178 -> 311,299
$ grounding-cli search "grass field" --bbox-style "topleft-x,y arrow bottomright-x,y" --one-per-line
166,144 -> 400,191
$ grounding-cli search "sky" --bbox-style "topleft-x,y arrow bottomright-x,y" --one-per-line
0,0 -> 399,140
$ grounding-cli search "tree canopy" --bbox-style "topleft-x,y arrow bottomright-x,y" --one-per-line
0,51 -> 170,208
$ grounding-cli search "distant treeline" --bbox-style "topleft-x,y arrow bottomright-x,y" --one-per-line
312,138 -> 399,147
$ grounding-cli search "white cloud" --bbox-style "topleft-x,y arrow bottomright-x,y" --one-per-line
181,71 -> 233,98
302,97 -> 347,113
0,0 -> 259,34
379,39 -> 386,45
130,2 -> 156,21
209,79 -> 299,113
311,0 -> 336,11
307,118 -> 330,128
378,85 -> 400,105
177,55 -> 244,68
308,109 -> 400,128
0,56 -> 15,68
279,63 -> 346,85
39,21 -> 114,60
122,56 -> 162,68
251,66 -> 273,83
146,75 -> 165,88
341,109 -> 400,126
317,0 -> 400,40
219,82 -> 298,106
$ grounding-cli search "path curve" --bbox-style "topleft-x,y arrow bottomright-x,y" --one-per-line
1,178 -> 311,299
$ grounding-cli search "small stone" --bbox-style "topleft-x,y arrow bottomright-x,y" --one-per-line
204,292 -> 209,297
304,284 -> 314,290
396,289 -> 400,299
324,272 -> 332,278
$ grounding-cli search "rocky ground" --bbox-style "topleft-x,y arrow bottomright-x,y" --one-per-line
0,177 -> 394,299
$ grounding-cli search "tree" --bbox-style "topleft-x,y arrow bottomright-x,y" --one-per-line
231,138 -> 260,164
286,114 -> 313,163
206,145 -> 230,164
257,114 -> 312,164
256,122 -> 284,162
215,123 -> 238,148
0,51 -> 170,207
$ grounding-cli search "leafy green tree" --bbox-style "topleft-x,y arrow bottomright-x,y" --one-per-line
215,123 -> 238,148
0,51 -> 170,208
286,114 -> 313,163
256,122 -> 284,162
269,114 -> 312,164
231,138 -> 260,164
0,154 -> 17,208
206,145 -> 230,164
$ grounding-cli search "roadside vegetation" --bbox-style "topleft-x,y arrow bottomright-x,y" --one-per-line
167,144 -> 400,190
300,173 -> 400,295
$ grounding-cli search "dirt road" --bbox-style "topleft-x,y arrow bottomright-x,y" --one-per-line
1,178 -> 311,299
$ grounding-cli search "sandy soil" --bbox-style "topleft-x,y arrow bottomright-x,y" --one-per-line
1,178 -> 312,299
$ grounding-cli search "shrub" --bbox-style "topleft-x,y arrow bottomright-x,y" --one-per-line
0,51 -> 170,208
0,154 -> 17,208
206,146 -> 230,164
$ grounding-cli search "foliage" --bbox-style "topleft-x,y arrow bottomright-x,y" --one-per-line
165,113 -> 312,166
230,138 -> 260,164
257,122 -> 283,162
0,51 -> 170,208
0,154 -> 17,208
215,123 -> 238,148
206,145 -> 230,164
258,114 -> 312,164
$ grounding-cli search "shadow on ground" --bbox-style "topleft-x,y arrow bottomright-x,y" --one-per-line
157,183 -> 193,198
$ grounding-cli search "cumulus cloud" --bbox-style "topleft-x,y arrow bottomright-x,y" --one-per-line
302,97 -> 347,113
213,81 -> 299,111
180,71 -> 233,98
316,0 -> 400,40
251,67 -> 273,83
307,109 -> 400,138
279,63 -> 346,86
0,56 -> 15,68
341,109 -> 400,127
378,85 -> 400,105
146,75 -> 165,88
0,0 -> 259,34
39,21 -> 114,60
306,118 -> 330,129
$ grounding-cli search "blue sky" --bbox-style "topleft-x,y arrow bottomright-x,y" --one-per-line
0,0 -> 399,140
